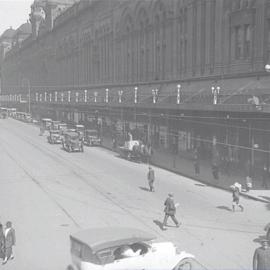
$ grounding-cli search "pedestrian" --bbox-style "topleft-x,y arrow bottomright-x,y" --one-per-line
0,224 -> 5,261
262,166 -> 269,190
162,193 -> 180,229
246,175 -> 253,192
212,162 -> 219,180
193,148 -> 200,175
147,166 -> 155,192
231,185 -> 244,212
2,221 -> 16,265
253,239 -> 270,270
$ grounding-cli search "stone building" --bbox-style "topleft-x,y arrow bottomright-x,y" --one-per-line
2,0 -> 270,184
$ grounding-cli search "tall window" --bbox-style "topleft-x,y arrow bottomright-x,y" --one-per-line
200,1 -> 206,75
235,25 -> 241,59
243,24 -> 251,58
209,0 -> 216,73
267,19 -> 270,61
192,1 -> 197,76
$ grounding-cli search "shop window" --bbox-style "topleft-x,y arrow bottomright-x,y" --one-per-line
243,24 -> 251,58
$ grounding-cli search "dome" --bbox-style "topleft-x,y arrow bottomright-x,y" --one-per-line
0,28 -> 16,39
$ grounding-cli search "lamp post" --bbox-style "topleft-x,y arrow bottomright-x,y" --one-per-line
152,89 -> 158,104
94,91 -> 98,103
211,86 -> 220,105
105,88 -> 109,103
177,84 -> 181,104
118,90 -> 123,103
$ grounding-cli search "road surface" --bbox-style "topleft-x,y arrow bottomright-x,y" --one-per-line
0,118 -> 268,270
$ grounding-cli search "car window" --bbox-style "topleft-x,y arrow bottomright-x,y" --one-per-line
71,240 -> 82,258
172,258 -> 207,270
96,248 -> 115,265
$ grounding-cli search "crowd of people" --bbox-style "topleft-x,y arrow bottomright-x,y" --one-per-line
0,221 -> 16,265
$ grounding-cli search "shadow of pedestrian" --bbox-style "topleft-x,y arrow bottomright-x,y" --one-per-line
216,206 -> 232,212
153,220 -> 166,231
139,186 -> 150,192
253,235 -> 267,244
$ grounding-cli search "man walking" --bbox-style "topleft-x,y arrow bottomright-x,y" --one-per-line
262,166 -> 269,190
147,166 -> 155,192
253,239 -> 270,270
232,185 -> 244,212
2,221 -> 16,265
162,193 -> 180,229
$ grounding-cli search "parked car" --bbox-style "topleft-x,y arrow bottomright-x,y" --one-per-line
62,131 -> 84,152
47,130 -> 62,144
41,118 -> 52,130
84,129 -> 101,146
75,124 -> 85,141
66,227 -> 205,270
51,120 -> 61,130
58,123 -> 68,134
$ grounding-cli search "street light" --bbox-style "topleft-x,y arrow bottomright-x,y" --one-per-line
118,90 -> 123,103
94,91 -> 98,103
105,88 -> 109,103
211,86 -> 220,105
134,87 -> 138,104
152,89 -> 158,104
177,84 -> 181,104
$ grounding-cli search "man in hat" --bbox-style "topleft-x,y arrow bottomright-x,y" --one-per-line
162,193 -> 180,229
2,221 -> 15,265
147,166 -> 155,192
253,239 -> 270,270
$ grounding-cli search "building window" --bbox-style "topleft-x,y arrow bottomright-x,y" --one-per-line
235,25 -> 241,59
243,24 -> 251,58
209,0 -> 216,73
267,19 -> 270,61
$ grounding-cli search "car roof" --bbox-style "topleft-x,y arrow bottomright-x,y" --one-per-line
70,227 -> 156,253
42,118 -> 52,121
86,129 -> 98,132
76,124 -> 84,127
64,131 -> 79,136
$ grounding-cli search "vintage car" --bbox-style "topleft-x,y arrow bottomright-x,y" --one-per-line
66,227 -> 205,270
51,120 -> 61,130
41,118 -> 52,130
47,130 -> 62,144
58,123 -> 68,133
62,131 -> 84,152
84,129 -> 101,146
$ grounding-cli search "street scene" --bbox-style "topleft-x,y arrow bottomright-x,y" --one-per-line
0,117 -> 269,270
1,0 -> 270,269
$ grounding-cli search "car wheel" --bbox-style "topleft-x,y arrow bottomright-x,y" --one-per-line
66,265 -> 74,270
68,145 -> 71,152
81,145 -> 84,152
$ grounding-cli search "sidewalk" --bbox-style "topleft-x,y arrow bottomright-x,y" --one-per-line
101,136 -> 270,203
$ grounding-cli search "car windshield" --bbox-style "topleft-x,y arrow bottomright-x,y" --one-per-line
173,258 -> 207,270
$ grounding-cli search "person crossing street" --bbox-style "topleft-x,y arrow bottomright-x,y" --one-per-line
162,193 -> 180,230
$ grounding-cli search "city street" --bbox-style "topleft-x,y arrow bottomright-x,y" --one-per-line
0,118 -> 269,270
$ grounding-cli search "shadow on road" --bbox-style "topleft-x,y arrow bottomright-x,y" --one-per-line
153,220 -> 166,231
139,186 -> 150,192
216,205 -> 232,212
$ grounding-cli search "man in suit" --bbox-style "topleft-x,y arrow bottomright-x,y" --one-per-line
2,221 -> 16,265
162,193 -> 180,230
147,166 -> 155,192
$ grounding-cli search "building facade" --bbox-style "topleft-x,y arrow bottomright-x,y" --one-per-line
2,0 -> 270,185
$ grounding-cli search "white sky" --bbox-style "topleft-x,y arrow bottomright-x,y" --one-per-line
0,0 -> 32,36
